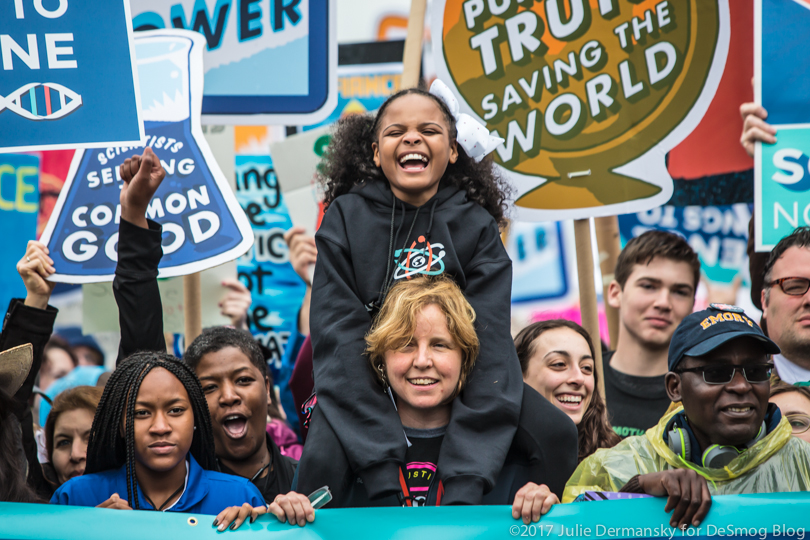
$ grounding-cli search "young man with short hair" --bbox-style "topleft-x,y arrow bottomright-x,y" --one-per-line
565,304 -> 810,529
605,231 -> 700,437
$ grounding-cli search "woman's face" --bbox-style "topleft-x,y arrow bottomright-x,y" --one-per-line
523,327 -> 595,425
52,407 -> 94,485
384,304 -> 462,429
40,348 -> 74,390
771,391 -> 810,444
128,368 -> 194,474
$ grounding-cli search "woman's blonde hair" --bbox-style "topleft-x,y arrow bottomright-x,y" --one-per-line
365,275 -> 479,400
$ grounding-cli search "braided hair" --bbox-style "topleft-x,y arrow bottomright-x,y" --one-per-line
319,86 -> 512,227
84,351 -> 216,509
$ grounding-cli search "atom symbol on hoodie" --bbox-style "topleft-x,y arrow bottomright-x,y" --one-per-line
393,240 -> 446,280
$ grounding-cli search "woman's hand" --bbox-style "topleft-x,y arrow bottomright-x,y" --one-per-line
218,278 -> 252,330
213,503 -> 267,531
119,146 -> 166,229
96,493 -> 132,510
512,482 -> 559,524
637,470 -> 711,529
17,241 -> 55,309
269,492 -> 315,527
284,227 -> 317,286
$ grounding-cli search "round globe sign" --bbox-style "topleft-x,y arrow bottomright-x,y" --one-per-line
431,0 -> 730,220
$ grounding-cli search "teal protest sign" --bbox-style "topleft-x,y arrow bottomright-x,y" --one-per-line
0,154 -> 39,309
754,0 -> 810,251
2,493 -> 809,540
756,126 -> 810,250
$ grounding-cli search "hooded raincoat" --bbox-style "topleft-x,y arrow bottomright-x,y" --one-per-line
563,405 -> 810,503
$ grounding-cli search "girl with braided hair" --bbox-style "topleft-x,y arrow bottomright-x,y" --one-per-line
50,351 -> 265,514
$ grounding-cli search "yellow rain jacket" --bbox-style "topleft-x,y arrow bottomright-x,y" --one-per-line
563,406 -> 810,503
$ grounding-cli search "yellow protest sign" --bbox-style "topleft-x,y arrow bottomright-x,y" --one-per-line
432,0 -> 729,220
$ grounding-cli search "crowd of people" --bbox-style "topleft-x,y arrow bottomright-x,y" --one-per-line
2,83 -> 810,532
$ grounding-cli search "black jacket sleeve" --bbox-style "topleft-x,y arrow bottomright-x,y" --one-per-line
512,384 -> 579,499
0,297 -> 58,498
438,222 -> 523,504
307,209 -> 405,500
113,218 -> 166,364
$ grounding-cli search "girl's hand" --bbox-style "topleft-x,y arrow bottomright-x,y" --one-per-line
213,503 -> 267,532
96,493 -> 132,510
269,492 -> 315,527
512,482 -> 558,525
17,241 -> 55,309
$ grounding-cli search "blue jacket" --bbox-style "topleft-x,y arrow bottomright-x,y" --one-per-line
50,455 -> 265,514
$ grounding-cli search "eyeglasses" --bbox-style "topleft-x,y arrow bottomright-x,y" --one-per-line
786,413 -> 810,435
675,363 -> 774,385
766,277 -> 810,296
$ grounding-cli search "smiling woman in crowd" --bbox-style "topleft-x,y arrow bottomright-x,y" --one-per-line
219,275 -> 577,529
516,320 -> 620,462
43,386 -> 103,491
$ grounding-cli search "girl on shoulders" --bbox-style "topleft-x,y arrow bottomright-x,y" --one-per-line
299,81 -> 523,506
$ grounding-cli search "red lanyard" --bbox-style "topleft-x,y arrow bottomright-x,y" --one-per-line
398,468 -> 444,506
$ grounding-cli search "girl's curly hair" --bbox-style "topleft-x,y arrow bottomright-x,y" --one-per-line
318,87 -> 512,227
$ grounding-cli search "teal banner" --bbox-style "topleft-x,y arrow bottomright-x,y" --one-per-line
2,493 -> 809,540
757,126 -> 810,250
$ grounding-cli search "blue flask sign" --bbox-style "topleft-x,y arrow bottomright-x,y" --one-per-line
41,31 -> 253,283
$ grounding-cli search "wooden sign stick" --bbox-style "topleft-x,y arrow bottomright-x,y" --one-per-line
595,215 -> 621,349
574,218 -> 605,398
183,273 -> 202,349
401,0 -> 427,89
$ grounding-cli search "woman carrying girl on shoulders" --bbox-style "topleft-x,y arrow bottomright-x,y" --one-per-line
298,81 -> 523,505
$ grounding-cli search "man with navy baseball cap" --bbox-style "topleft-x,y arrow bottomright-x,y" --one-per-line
565,304 -> 810,529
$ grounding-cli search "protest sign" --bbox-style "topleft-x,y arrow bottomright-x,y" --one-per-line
304,41 -> 404,130
130,0 -> 338,125
431,0 -> 730,221
0,154 -> 39,309
81,262 -> 235,335
234,153 -> 306,366
0,0 -> 143,153
506,221 -> 574,304
619,204 -> 751,285
40,30 -> 254,283
754,0 -> 810,250
270,125 -> 332,196
2,493 -> 809,540
272,41 -> 405,198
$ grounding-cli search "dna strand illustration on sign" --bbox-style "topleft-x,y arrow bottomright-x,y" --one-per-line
0,83 -> 82,121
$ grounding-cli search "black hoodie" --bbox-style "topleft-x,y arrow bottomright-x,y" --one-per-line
303,179 -> 522,505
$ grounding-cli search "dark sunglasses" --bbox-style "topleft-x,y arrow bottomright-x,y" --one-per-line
676,363 -> 774,385
767,277 -> 810,296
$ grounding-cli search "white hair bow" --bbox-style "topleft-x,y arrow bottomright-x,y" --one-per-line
429,79 -> 505,162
